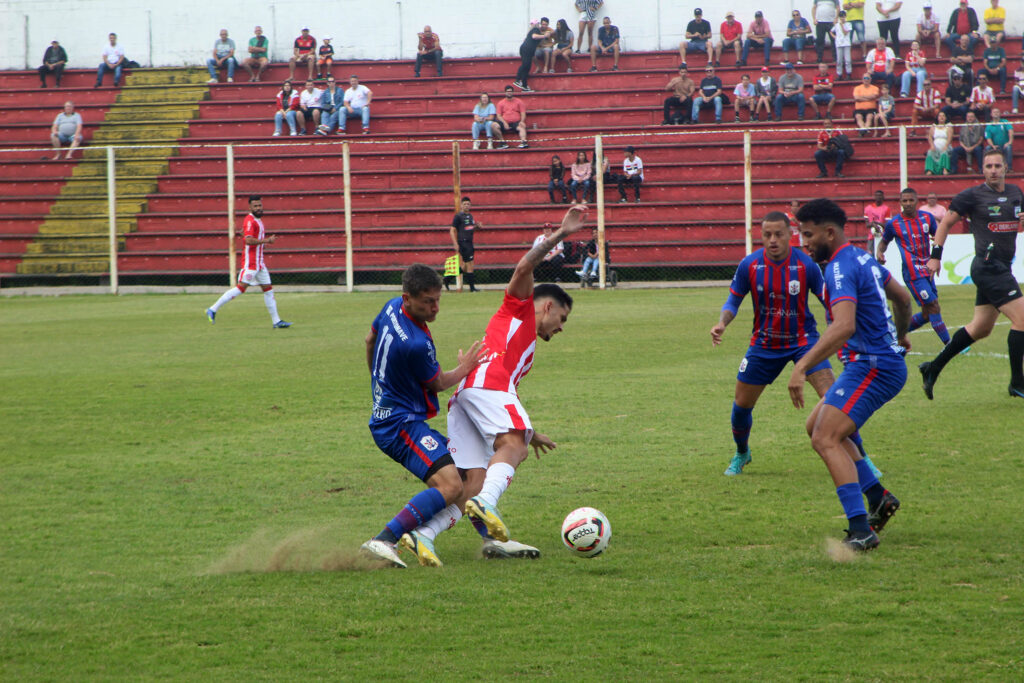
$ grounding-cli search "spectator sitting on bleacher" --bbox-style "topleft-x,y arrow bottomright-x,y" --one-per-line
340,75 -> 373,134
774,62 -> 805,121
548,156 -> 570,203
981,35 -> 1007,93
945,0 -> 980,55
272,80 -> 301,136
207,29 -> 236,84
900,40 -> 928,97
876,83 -> 895,137
570,151 -> 593,203
942,70 -> 971,121
95,32 -> 125,88
814,118 -> 847,178
911,76 -> 942,132
298,80 -> 323,133
926,111 -> 953,174
317,37 -> 334,79
734,74 -> 757,121
415,26 -> 444,78
242,26 -> 270,82
496,85 -> 529,148
535,24 -> 557,74
949,34 -> 975,87
739,11 -> 773,67
289,28 -> 316,81
983,106 -> 1013,169
717,11 -> 743,67
533,223 -> 566,282
576,228 -> 602,283
950,109 -> 984,171
969,73 -> 996,121
618,146 -> 643,203
39,40 -> 67,88
590,17 -> 621,71
471,93 -> 501,150
983,0 -> 1006,49
853,72 -> 880,135
575,0 -> 604,53
917,3 -> 942,58
1013,62 -> 1024,113
754,66 -> 778,120
692,64 -> 725,124
865,37 -> 896,92
663,64 -> 695,124
553,20 -> 575,72
781,8 -> 812,65
810,62 -> 835,120
315,75 -> 344,135
680,8 -> 714,66
50,101 -> 83,160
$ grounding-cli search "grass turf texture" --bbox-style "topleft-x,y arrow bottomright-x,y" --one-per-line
1,287 -> 1022,680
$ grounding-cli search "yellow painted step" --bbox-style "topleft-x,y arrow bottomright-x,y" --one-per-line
25,237 -> 125,254
17,258 -> 110,275
38,219 -> 136,235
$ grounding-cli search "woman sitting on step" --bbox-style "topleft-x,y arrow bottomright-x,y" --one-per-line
272,80 -> 303,136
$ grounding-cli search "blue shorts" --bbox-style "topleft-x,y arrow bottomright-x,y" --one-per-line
370,419 -> 451,482
687,40 -> 708,52
737,345 -> 832,386
907,276 -> 939,307
823,357 -> 907,429
813,93 -> 834,105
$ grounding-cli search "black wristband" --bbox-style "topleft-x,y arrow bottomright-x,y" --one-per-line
930,244 -> 943,260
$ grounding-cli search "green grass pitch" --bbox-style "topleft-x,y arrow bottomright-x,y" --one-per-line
1,286 -> 1022,680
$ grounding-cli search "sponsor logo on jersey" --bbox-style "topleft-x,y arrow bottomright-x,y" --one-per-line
988,220 -> 1018,233
420,435 -> 439,451
988,204 -> 1003,215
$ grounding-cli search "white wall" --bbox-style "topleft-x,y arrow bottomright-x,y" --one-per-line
1,1 -> 1019,70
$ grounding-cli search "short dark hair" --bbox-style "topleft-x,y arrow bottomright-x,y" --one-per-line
900,187 -> 918,196
762,211 -> 789,225
248,195 -> 262,203
533,283 -> 573,310
402,263 -> 443,296
983,147 -> 1007,163
505,84 -> 514,90
540,16 -> 549,22
461,196 -> 471,203
796,198 -> 847,229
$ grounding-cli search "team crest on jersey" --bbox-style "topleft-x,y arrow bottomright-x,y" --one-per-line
420,435 -> 439,451
788,280 -> 800,295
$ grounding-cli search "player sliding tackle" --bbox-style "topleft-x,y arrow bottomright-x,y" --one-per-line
400,204 -> 589,567
711,212 -> 882,479
787,199 -> 911,552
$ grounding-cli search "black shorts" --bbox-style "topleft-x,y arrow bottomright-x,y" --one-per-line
971,257 -> 1023,308
458,239 -> 474,262
498,120 -> 520,135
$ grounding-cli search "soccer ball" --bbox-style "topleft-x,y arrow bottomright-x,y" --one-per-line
561,507 -> 611,557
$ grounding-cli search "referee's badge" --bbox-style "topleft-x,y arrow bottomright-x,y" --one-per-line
788,280 -> 801,295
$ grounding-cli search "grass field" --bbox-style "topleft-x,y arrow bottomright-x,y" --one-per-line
1,286 -> 1022,681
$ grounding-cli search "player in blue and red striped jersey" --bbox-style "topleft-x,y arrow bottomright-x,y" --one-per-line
712,212 -> 880,478
789,198 -> 912,551
875,187 -> 951,345
359,264 -> 485,568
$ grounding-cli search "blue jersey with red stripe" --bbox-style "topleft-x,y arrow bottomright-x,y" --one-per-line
369,296 -> 441,426
725,248 -> 825,350
882,210 -> 937,282
824,243 -> 905,363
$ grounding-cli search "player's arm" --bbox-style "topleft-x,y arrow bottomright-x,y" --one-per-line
507,204 -> 587,299
927,208 -> 961,275
788,300 -> 856,408
423,339 -> 487,392
365,328 -> 377,373
449,223 -> 459,249
244,234 -> 276,245
712,261 -> 749,344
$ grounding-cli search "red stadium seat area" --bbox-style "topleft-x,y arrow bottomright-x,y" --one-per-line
0,43 -> 1020,281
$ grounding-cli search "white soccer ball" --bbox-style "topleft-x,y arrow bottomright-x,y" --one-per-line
561,507 -> 611,557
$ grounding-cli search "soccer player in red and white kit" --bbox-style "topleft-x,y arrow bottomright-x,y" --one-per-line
399,204 -> 588,566
206,195 -> 291,328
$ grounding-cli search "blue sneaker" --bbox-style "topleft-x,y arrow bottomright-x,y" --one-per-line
724,450 -> 751,476
273,320 -> 292,328
400,530 -> 442,567
465,496 -> 509,542
863,455 -> 883,479
205,308 -> 216,324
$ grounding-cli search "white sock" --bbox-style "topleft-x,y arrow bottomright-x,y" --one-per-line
418,504 -> 462,541
210,286 -> 242,312
263,290 -> 281,324
478,462 -> 515,507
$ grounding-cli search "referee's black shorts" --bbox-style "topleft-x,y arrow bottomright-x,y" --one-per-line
971,257 -> 1023,308
458,239 -> 474,262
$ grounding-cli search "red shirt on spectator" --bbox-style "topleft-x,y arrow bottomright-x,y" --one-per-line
276,89 -> 300,110
720,21 -> 743,42
496,98 -> 526,124
294,35 -> 316,55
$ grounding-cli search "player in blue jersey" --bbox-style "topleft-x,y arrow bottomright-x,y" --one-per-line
712,212 -> 881,478
875,187 -> 951,346
789,198 -> 912,551
360,264 -> 485,568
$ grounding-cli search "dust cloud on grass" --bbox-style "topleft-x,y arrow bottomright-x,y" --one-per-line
824,537 -> 860,563
206,527 -> 388,574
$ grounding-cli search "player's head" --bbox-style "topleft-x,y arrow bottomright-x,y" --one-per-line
983,148 -> 1007,186
899,187 -> 918,215
761,211 -> 790,261
533,283 -> 573,341
248,195 -> 263,217
796,198 -> 847,263
460,196 -> 471,211
401,263 -> 443,324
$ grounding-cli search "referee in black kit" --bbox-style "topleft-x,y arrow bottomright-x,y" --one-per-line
920,148 -> 1024,400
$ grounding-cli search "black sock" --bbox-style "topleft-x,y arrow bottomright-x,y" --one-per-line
1009,329 -> 1024,387
467,272 -> 477,290
374,528 -> 398,544
864,483 -> 885,509
929,327 -> 974,376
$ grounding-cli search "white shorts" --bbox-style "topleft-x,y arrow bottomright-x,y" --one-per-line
238,267 -> 271,286
447,388 -> 533,470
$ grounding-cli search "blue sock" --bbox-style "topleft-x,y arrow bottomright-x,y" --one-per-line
855,459 -> 885,507
907,312 -> 927,332
377,487 -> 446,544
929,313 -> 951,344
731,403 -> 752,453
836,482 -> 870,532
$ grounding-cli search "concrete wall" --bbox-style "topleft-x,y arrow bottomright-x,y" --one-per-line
1,1 -> 1019,70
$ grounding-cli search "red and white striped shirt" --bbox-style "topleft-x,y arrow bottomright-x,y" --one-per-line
242,213 -> 266,271
969,85 -> 995,107
915,88 -> 942,109
455,290 -> 536,397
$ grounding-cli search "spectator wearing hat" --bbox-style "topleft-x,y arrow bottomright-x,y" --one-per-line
941,70 -> 971,121
618,146 -> 643,203
810,62 -> 836,119
691,64 -> 725,124
317,36 -> 335,79
740,11 -> 773,67
663,64 -> 695,124
981,34 -> 1007,94
774,62 -> 806,121
680,8 -> 714,64
945,0 -> 980,55
39,40 -> 67,88
415,26 -> 444,77
782,8 -> 812,65
716,12 -> 744,67
831,11 -> 855,79
242,26 -> 270,82
811,0 -> 839,64
289,28 -> 316,81
865,37 -> 897,92
982,0 -> 1005,49
754,66 -> 778,120
917,3 -> 942,58
206,29 -> 237,83
853,72 -> 880,134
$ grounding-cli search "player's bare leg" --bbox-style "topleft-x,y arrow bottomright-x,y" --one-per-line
464,429 -> 528,541
808,367 -> 882,477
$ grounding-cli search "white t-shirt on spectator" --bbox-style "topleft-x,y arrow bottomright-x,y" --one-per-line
103,44 -> 125,66
300,88 -> 323,108
623,155 -> 644,181
533,234 -> 564,258
344,85 -> 371,108
877,0 -> 901,20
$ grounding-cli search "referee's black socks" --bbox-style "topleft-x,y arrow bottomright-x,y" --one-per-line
1008,329 -> 1024,388
930,327 -> 975,377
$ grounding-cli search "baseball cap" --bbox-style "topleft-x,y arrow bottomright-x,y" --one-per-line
51,39 -> 59,43
544,222 -> 553,228
323,35 -> 332,40
625,145 -> 635,153
761,66 -> 770,72
784,62 -> 794,69
754,10 -> 763,17
694,8 -> 702,14
725,11 -> 735,17
922,1 -> 932,6
301,26 -> 310,31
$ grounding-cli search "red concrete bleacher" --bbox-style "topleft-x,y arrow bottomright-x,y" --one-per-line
1,42 -> 1021,280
